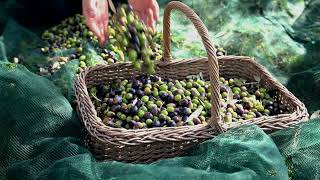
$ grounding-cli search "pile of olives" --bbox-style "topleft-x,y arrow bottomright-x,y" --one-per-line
38,4 -> 227,76
218,77 -> 288,123
39,4 -> 164,75
89,75 -> 288,129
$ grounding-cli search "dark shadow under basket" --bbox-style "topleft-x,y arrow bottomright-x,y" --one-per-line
74,1 -> 309,163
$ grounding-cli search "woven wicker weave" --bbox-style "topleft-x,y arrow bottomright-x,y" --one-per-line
74,1 -> 309,163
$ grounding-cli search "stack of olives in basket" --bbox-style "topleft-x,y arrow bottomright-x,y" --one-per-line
89,75 -> 288,129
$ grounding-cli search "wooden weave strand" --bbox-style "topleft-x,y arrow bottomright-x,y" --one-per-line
163,1 -> 222,132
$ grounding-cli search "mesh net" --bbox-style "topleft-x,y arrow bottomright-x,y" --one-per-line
0,66 -> 288,179
1,0 -> 320,180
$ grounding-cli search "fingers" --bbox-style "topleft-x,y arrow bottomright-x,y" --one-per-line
134,10 -> 146,25
88,21 -> 105,45
101,0 -> 109,46
82,0 -> 109,47
150,0 -> 159,21
146,9 -> 155,32
82,0 -> 95,17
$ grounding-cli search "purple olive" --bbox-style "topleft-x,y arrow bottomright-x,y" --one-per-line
160,92 -> 168,100
220,85 -> 228,93
131,106 -> 138,115
129,88 -> 136,94
132,80 -> 139,89
236,107 -> 244,115
133,35 -> 140,45
153,120 -> 161,127
128,25 -> 137,34
180,107 -> 192,116
150,107 -> 159,116
166,94 -> 174,103
107,98 -> 114,106
193,118 -> 201,125
144,112 -> 153,119
182,116 -> 188,121
111,105 -> 121,112
233,94 -> 241,100
172,116 -> 181,122
135,100 -> 143,107
168,112 -> 178,118
130,120 -> 137,127
255,112 -> 263,117
168,120 -> 176,127
113,95 -> 122,104
179,99 -> 189,107
267,106 -> 274,112
136,90 -> 144,97
160,121 -> 167,127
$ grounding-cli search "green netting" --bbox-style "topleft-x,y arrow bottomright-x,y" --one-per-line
0,63 -> 288,179
271,119 -> 320,180
1,0 -> 320,180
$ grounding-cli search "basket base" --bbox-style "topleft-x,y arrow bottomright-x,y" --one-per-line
85,135 -> 205,163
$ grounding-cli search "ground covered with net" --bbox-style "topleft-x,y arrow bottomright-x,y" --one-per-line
1,0 -> 320,180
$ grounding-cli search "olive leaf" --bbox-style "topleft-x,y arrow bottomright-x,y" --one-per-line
199,72 -> 204,81
226,86 -> 233,104
186,106 -> 204,122
198,99 -> 206,107
132,98 -> 138,106
186,72 -> 204,80
108,0 -> 116,14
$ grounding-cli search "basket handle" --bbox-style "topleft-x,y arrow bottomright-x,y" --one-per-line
162,1 -> 223,132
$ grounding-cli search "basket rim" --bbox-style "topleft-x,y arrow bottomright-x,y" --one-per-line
74,55 -> 309,146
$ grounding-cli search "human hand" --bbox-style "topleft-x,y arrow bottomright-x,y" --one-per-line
82,0 -> 111,47
128,0 -> 159,32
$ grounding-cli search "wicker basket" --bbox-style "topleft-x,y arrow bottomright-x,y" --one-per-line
74,1 -> 309,163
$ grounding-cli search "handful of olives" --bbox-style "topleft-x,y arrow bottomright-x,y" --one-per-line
89,75 -> 288,129
37,4 -> 227,76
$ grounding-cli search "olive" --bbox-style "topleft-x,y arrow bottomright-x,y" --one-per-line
172,116 -> 181,122
179,99 -> 189,107
236,107 -> 244,115
166,94 -> 174,103
90,74 -> 280,129
168,112 -> 178,118
150,107 -> 159,116
168,120 -> 176,127
159,114 -> 167,121
131,106 -> 138,115
135,100 -> 143,107
153,120 -> 161,127
179,107 -> 191,116
220,85 -> 228,93
193,118 -> 201,125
